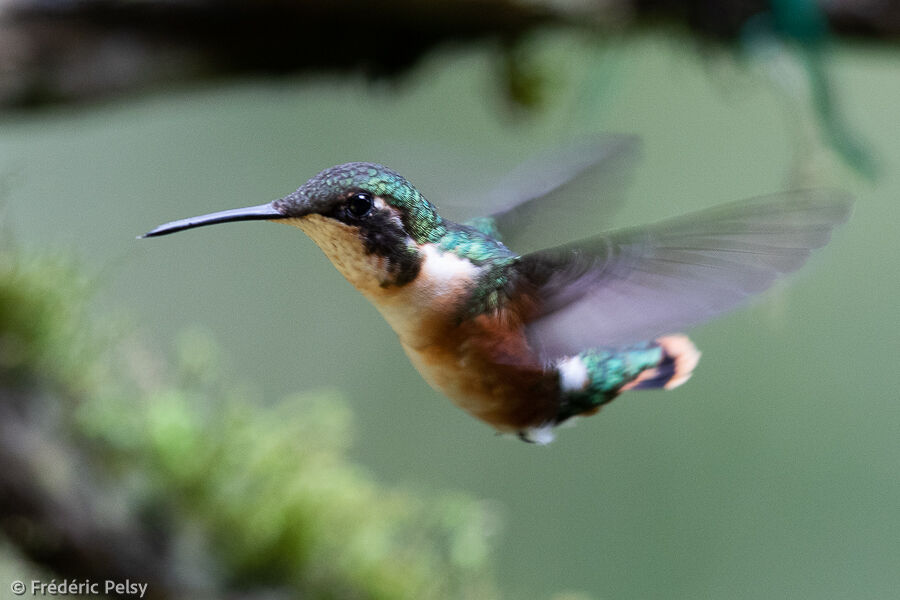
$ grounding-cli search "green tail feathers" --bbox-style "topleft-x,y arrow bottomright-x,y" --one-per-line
556,335 -> 700,422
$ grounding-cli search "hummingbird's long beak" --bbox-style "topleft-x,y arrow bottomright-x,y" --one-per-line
141,203 -> 285,238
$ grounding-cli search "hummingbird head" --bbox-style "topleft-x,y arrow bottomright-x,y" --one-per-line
275,162 -> 444,242
143,162 -> 447,290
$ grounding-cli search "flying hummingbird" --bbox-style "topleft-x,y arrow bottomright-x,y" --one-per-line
143,138 -> 851,444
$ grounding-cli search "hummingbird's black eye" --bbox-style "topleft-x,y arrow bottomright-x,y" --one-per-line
346,192 -> 374,218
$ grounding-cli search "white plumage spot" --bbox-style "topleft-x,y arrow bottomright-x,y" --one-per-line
557,356 -> 589,392
420,245 -> 480,286
524,425 -> 556,445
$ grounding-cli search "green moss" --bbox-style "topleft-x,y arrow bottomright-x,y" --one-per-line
0,243 -> 500,599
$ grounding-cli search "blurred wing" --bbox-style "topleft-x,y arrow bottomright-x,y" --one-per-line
451,135 -> 640,252
513,189 -> 852,362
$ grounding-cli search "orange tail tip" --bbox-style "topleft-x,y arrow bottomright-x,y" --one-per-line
621,334 -> 701,391
656,334 -> 701,389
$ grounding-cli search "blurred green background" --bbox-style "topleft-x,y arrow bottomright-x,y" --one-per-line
2,24 -> 899,600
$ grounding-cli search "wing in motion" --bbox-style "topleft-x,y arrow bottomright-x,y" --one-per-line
455,135 -> 640,252
510,189 -> 852,362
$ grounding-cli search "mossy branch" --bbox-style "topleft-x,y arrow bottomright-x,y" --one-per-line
0,244 -> 499,599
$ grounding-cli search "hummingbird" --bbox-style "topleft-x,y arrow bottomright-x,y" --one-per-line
143,138 -> 851,444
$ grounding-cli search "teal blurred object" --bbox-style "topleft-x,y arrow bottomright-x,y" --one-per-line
741,0 -> 878,178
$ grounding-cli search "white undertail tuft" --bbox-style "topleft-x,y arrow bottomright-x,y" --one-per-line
557,355 -> 589,392
523,424 -> 556,445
